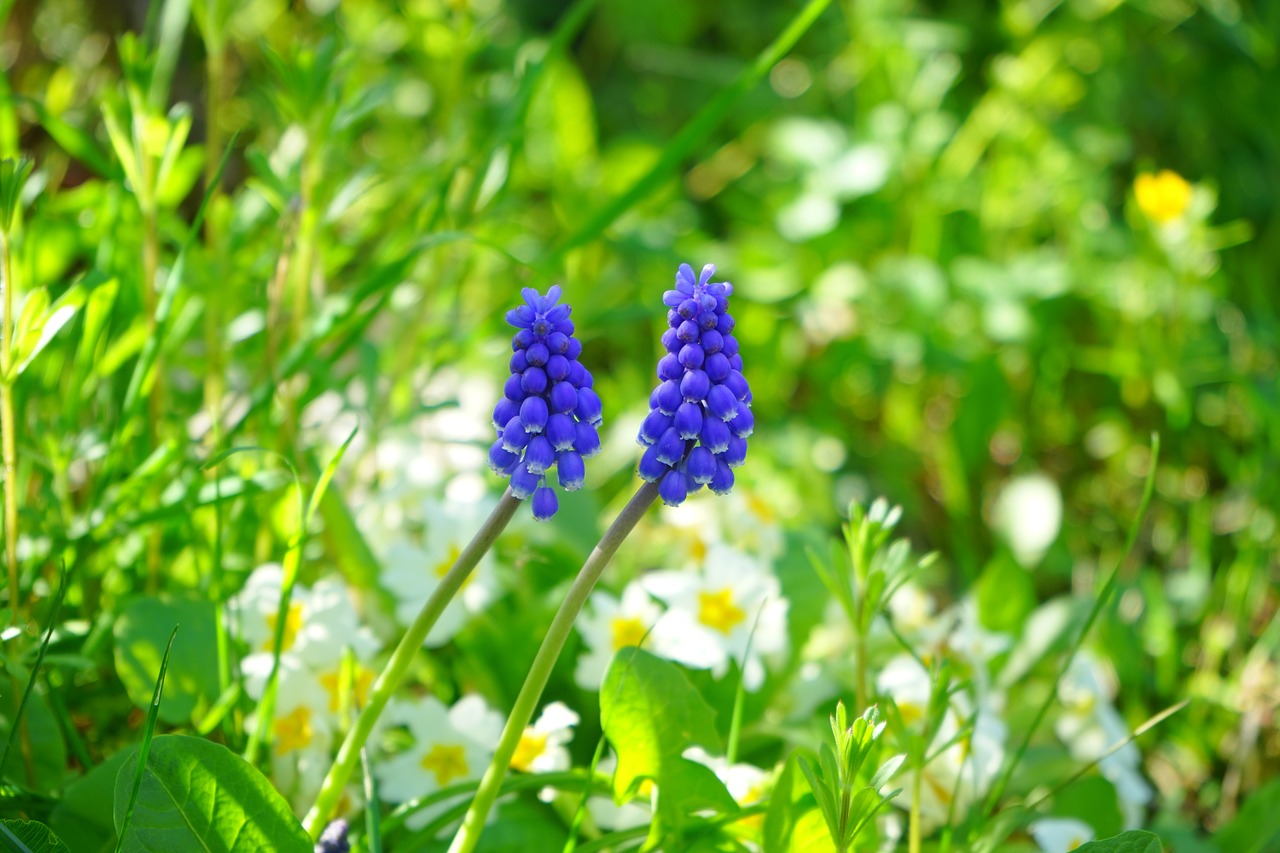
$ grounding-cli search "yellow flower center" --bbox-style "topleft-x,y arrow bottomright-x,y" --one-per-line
899,701 -> 924,728
1069,839 -> 1085,852
273,706 -> 313,754
690,535 -> 709,565
610,616 -> 648,651
319,665 -> 376,713
698,588 -> 745,635
434,543 -> 463,579
1135,170 -> 1191,223
924,770 -> 954,805
264,601 -> 304,652
511,730 -> 548,772
746,493 -> 776,524
420,743 -> 469,786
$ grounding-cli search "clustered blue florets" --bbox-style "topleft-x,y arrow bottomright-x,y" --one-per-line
315,820 -> 350,853
489,285 -> 602,521
637,263 -> 751,506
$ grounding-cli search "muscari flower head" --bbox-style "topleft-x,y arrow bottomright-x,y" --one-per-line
638,263 -> 751,507
315,819 -> 350,853
489,285 -> 601,521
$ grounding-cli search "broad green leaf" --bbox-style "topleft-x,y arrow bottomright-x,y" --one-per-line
113,596 -> 219,725
0,690 -> 67,794
112,735 -> 311,853
601,648 -> 738,831
49,749 -> 134,853
0,820 -> 71,852
1215,778 -> 1280,853
1076,830 -> 1163,853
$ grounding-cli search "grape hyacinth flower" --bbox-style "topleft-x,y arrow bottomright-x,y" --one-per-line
637,263 -> 751,507
489,285 -> 602,521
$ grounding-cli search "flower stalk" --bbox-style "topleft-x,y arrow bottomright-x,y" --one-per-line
447,480 -> 660,853
303,490 -> 523,838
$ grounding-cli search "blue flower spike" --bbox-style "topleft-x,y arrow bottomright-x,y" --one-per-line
492,285 -> 600,520
638,263 -> 751,506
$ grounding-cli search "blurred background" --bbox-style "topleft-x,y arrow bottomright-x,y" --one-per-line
3,0 -> 1278,841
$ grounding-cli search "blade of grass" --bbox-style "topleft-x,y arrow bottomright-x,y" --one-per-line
561,735 -> 608,853
1021,698 -> 1190,814
0,565 -> 67,778
245,428 -> 356,764
982,432 -> 1161,815
147,0 -> 192,110
113,625 -> 179,853
380,771 -> 603,837
546,0 -> 835,261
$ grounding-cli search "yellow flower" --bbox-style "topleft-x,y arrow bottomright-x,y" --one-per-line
1135,170 -> 1191,223
273,706 -> 314,754
698,588 -> 747,636
420,743 -> 470,786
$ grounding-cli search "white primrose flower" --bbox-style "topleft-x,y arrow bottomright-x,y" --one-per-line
376,694 -> 505,832
378,498 -> 500,647
991,473 -> 1063,567
241,655 -> 337,814
574,581 -> 665,690
511,702 -> 579,774
1056,652 -> 1153,829
886,582 -> 937,634
876,654 -> 1007,833
229,564 -> 379,668
683,747 -> 770,807
1031,817 -> 1096,852
644,545 -> 789,692
657,487 -> 785,565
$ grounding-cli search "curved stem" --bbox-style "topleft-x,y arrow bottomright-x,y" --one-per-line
448,480 -> 660,853
303,490 -> 523,838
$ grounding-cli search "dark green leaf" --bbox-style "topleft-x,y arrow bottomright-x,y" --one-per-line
113,596 -> 219,725
112,735 -> 311,852
0,820 -> 71,853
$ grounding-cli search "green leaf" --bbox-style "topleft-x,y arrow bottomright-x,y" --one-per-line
1076,830 -> 1164,853
0,690 -> 67,794
1051,776 -> 1124,840
600,648 -> 738,832
0,156 -> 32,232
0,820 -> 71,853
49,749 -> 134,853
1215,777 -> 1280,853
763,753 -> 800,853
113,596 -> 219,725
975,553 -> 1036,635
113,735 -> 311,852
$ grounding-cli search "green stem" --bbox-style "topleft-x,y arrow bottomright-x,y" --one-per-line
448,481 -> 660,853
0,229 -> 17,628
908,753 -> 922,853
303,490 -> 523,838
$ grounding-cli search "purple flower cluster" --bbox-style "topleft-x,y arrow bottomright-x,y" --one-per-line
637,263 -> 752,506
489,285 -> 602,521
315,820 -> 350,853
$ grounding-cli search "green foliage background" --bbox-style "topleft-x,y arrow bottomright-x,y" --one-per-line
0,0 -> 1277,849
